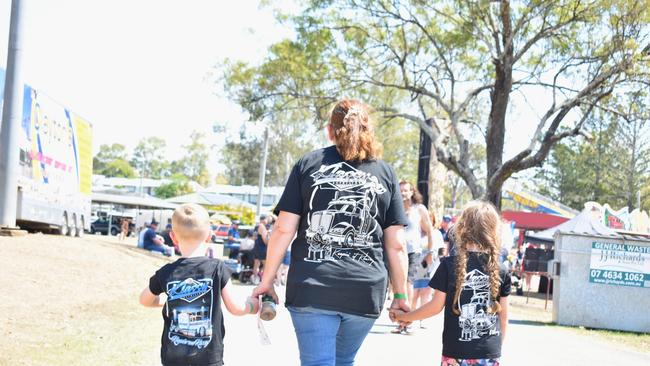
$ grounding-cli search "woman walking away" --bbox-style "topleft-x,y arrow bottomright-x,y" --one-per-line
392,201 -> 511,366
253,98 -> 411,366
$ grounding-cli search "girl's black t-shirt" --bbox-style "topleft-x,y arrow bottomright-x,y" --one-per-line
149,257 -> 232,366
429,252 -> 512,359
274,145 -> 409,318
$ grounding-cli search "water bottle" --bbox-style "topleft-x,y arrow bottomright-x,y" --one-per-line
260,294 -> 276,321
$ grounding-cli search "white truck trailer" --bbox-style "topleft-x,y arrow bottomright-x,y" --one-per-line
2,69 -> 93,235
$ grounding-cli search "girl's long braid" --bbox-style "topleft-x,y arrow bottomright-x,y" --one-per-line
452,239 -> 468,315
486,241 -> 502,314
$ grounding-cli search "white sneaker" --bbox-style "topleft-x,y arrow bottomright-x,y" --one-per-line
251,275 -> 260,285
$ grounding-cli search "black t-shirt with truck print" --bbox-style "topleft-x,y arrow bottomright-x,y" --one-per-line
274,145 -> 409,318
429,252 -> 511,359
149,257 -> 232,366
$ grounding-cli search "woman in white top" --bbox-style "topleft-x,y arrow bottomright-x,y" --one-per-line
411,211 -> 445,328
395,180 -> 435,333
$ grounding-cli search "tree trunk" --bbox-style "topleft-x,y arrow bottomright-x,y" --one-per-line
484,1 -> 513,209
428,141 -> 447,224
485,57 -> 512,208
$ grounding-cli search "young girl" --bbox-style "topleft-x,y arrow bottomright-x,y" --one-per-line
392,201 -> 511,366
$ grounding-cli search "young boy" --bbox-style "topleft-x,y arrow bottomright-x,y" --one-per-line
139,203 -> 258,366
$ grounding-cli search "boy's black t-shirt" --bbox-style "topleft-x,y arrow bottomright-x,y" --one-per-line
429,252 -> 511,359
274,145 -> 409,318
149,256 -> 232,366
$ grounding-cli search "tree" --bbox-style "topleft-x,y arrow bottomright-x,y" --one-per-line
173,131 -> 211,187
535,90 -> 650,211
220,110 -> 320,187
131,137 -> 168,179
220,131 -> 262,185
154,174 -> 195,199
102,159 -> 137,178
614,91 -> 650,209
92,143 -> 136,178
223,0 -> 650,207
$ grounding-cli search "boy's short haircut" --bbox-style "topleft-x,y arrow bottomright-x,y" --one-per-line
172,203 -> 211,242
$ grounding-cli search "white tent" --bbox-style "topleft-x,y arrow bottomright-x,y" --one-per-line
526,207 -> 620,243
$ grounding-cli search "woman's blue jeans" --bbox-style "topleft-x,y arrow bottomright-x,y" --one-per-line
288,306 -> 376,366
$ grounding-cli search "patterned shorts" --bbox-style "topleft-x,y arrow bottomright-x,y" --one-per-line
441,356 -> 500,366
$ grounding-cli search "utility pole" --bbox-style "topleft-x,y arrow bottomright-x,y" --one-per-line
256,126 -> 269,217
0,0 -> 26,234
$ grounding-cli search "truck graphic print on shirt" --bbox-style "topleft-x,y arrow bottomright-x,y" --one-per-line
305,162 -> 387,265
166,278 -> 213,349
457,269 -> 499,341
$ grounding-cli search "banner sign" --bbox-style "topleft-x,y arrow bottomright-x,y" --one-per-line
589,242 -> 650,288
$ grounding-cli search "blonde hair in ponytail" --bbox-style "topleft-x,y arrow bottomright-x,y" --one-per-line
329,99 -> 382,161
451,200 -> 503,316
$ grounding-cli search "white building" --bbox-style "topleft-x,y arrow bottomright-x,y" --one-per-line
203,184 -> 285,212
92,175 -> 204,196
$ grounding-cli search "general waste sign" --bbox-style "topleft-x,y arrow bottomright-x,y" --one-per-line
589,242 -> 650,288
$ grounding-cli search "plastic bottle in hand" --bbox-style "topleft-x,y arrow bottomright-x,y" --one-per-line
260,294 -> 276,321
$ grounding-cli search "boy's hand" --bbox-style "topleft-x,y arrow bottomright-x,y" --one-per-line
245,296 -> 260,315
252,282 -> 279,304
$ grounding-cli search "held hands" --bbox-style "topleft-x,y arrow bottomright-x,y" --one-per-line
388,298 -> 412,327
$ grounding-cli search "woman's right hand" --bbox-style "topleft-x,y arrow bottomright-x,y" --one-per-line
252,282 -> 279,304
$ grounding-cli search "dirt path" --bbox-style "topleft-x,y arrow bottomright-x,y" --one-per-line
1,234 -> 648,365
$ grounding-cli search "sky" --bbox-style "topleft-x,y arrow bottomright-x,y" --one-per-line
0,0 -> 584,184
0,0 -> 296,175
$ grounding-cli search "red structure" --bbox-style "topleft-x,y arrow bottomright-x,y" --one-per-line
501,211 -> 570,248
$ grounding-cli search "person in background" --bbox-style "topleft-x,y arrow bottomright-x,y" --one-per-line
226,221 -> 241,259
119,217 -> 130,241
411,211 -> 445,329
441,215 -> 458,256
393,180 -> 435,334
252,214 -> 271,285
143,221 -> 172,256
137,222 -> 149,249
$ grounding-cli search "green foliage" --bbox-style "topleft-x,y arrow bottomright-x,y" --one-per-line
93,143 -> 130,175
376,117 -> 419,184
223,0 -> 650,207
154,174 -> 194,199
102,158 -> 136,178
205,204 -> 256,226
172,131 -> 211,187
535,90 -> 650,211
219,112 -> 320,187
131,137 -> 168,179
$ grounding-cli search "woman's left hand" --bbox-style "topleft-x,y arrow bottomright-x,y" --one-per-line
388,298 -> 411,323
252,282 -> 279,304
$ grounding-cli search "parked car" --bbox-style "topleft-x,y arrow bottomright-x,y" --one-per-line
90,213 -> 135,236
211,224 -> 230,244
